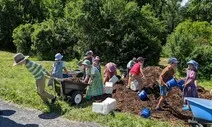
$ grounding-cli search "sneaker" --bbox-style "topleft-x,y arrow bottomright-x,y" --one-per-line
51,96 -> 57,104
0,110 -> 3,115
155,107 -> 164,111
182,105 -> 190,111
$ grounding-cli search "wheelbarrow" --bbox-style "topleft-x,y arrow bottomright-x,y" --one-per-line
52,77 -> 89,105
185,97 -> 212,127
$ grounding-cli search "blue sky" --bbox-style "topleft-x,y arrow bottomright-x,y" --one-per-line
181,0 -> 189,6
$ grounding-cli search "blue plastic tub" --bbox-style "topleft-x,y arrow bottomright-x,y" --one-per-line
141,108 -> 151,118
166,78 -> 177,88
177,79 -> 185,90
138,90 -> 147,101
185,97 -> 212,121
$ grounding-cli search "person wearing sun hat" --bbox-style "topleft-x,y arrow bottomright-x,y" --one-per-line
13,53 -> 57,104
81,60 -> 104,100
48,53 -> 69,86
93,56 -> 101,74
103,62 -> 117,84
182,60 -> 199,110
155,57 -> 179,111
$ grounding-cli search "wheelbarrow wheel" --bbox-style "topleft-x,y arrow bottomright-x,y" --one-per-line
71,91 -> 83,105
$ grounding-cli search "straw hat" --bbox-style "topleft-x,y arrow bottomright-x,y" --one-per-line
13,53 -> 29,66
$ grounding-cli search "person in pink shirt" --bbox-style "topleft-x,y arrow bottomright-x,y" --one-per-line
103,62 -> 117,84
127,57 -> 146,90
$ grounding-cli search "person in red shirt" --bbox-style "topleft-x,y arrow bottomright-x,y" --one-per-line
127,57 -> 146,90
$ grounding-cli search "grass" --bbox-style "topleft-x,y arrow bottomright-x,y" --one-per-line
0,51 -> 203,127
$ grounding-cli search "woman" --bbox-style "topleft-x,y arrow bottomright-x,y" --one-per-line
81,60 -> 104,100
127,57 -> 146,90
103,62 -> 117,84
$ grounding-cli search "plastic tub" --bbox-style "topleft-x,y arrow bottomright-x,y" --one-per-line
138,90 -> 147,101
166,78 -> 177,88
109,75 -> 119,84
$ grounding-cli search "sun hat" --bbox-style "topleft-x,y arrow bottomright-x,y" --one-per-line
168,57 -> 179,64
106,62 -> 116,72
55,53 -> 63,60
94,56 -> 100,61
85,51 -> 92,56
13,53 -> 29,66
187,60 -> 198,70
82,60 -> 91,66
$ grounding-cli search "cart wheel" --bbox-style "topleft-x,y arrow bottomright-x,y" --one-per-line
71,91 -> 83,105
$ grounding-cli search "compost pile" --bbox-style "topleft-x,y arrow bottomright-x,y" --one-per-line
111,66 -> 212,124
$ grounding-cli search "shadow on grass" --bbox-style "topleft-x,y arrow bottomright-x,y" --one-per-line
38,103 -> 62,120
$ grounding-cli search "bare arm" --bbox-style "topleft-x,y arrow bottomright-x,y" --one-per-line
63,67 -> 69,74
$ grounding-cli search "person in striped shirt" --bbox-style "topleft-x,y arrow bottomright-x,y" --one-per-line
13,53 -> 57,104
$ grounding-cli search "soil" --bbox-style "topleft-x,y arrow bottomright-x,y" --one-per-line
98,66 -> 212,125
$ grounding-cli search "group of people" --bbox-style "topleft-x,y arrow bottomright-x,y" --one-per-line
12,51 -> 118,104
11,51 -> 199,113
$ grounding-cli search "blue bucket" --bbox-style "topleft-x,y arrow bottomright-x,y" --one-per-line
141,108 -> 151,118
138,90 -> 148,101
177,79 -> 185,90
166,78 -> 177,88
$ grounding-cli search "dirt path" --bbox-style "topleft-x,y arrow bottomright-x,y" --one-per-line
0,99 -> 101,127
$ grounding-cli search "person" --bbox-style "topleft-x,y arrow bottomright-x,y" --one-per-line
127,57 -> 146,89
81,60 -> 104,100
78,52 -> 93,79
88,50 -> 95,63
93,56 -> 101,74
13,53 -> 57,104
127,57 -> 137,74
182,60 -> 199,110
48,53 -> 69,86
155,57 -> 179,111
103,62 -> 117,84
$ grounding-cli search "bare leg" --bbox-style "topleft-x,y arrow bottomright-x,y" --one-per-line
156,96 -> 166,109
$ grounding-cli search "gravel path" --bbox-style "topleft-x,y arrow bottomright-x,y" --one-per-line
0,100 -> 101,127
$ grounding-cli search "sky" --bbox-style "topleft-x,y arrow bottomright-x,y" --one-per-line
181,0 -> 189,6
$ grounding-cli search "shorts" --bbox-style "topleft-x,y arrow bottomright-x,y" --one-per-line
159,84 -> 171,96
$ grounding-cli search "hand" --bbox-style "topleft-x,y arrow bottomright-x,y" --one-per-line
164,83 -> 169,88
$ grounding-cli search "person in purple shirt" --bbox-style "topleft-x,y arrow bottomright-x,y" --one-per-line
182,60 -> 198,110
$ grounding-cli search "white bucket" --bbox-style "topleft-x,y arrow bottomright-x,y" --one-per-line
109,75 -> 119,84
104,82 -> 113,94
92,102 -> 104,114
130,80 -> 139,91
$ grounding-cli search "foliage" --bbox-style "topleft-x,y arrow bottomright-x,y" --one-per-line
165,20 -> 212,79
13,19 -> 79,60
65,0 -> 165,67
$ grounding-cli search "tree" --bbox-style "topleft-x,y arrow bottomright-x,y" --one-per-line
65,0 -> 165,67
165,20 -> 212,79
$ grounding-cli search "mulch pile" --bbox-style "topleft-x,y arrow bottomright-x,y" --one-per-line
110,66 -> 212,124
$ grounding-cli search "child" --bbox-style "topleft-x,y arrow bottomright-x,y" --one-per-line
48,53 -> 69,86
127,57 -> 145,90
127,57 -> 137,75
13,53 -> 57,104
103,62 -> 117,84
93,56 -> 101,74
155,57 -> 179,111
182,60 -> 198,110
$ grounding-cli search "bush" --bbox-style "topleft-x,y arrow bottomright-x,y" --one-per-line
13,24 -> 34,55
65,0 -> 165,67
165,20 -> 212,79
13,19 -> 79,60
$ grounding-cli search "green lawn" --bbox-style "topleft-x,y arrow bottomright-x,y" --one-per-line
1,51 -> 208,127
